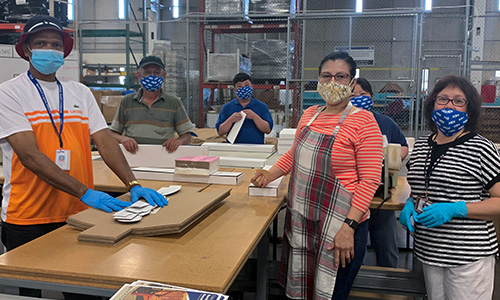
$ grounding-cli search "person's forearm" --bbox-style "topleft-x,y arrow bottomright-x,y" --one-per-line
19,151 -> 88,198
252,115 -> 271,134
109,129 -> 126,143
177,132 -> 191,145
93,129 -> 137,187
218,119 -> 233,136
466,198 -> 500,220
345,206 -> 366,223
401,146 -> 409,160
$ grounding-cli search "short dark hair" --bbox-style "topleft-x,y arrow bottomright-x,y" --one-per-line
318,52 -> 357,79
233,73 -> 252,85
355,77 -> 373,97
423,75 -> 482,133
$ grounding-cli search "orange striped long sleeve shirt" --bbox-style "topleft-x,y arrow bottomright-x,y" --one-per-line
275,105 -> 383,221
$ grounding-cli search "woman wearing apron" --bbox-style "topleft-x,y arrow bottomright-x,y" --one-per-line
252,52 -> 383,300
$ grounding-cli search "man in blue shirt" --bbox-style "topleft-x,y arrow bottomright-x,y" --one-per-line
216,73 -> 273,144
351,78 -> 408,268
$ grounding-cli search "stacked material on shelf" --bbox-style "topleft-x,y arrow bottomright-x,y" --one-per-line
250,0 -> 296,14
175,156 -> 220,176
250,39 -> 292,79
278,128 -> 296,155
205,0 -> 249,14
163,51 -> 187,98
152,42 -> 186,98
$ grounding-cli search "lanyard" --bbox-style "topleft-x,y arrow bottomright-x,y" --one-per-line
27,71 -> 64,148
423,146 -> 444,195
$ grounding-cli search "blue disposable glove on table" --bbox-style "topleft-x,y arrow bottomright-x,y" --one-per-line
399,197 -> 418,232
414,201 -> 467,228
80,189 -> 131,213
130,186 -> 168,207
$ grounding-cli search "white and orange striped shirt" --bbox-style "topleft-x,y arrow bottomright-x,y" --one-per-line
275,105 -> 383,221
0,72 -> 108,225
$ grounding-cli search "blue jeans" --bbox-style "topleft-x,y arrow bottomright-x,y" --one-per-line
368,209 -> 399,268
332,220 -> 369,300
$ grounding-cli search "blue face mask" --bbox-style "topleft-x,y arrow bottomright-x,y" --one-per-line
236,86 -> 253,100
141,75 -> 164,92
350,95 -> 373,111
431,109 -> 468,137
29,48 -> 65,75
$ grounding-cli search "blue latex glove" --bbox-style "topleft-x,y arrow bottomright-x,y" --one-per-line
80,189 -> 131,213
399,197 -> 418,232
130,186 -> 168,207
414,201 -> 467,228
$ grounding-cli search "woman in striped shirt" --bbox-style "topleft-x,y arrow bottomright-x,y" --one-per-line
401,75 -> 500,300
251,52 -> 383,300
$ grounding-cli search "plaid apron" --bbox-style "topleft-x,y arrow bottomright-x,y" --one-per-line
280,104 -> 353,300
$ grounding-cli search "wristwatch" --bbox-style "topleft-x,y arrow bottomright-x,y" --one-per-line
344,218 -> 359,231
127,180 -> 141,191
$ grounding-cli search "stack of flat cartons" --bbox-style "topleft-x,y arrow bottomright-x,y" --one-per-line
163,51 -> 187,99
278,128 -> 296,155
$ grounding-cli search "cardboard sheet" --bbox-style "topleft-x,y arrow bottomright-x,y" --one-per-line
227,111 -> 246,144
132,167 -> 243,185
202,142 -> 275,153
67,186 -> 231,244
121,145 -> 209,168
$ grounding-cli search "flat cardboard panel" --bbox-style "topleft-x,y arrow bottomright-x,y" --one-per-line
121,145 -> 209,168
67,186 -> 232,244
202,142 -> 275,153
219,156 -> 266,168
132,167 -> 243,185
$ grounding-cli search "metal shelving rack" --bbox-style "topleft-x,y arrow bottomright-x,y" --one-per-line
77,0 -> 147,90
195,0 -> 303,127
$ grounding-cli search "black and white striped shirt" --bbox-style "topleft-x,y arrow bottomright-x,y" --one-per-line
407,133 -> 500,267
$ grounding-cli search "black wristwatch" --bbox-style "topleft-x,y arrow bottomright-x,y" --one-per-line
344,218 -> 359,231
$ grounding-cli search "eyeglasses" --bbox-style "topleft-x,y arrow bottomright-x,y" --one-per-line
140,71 -> 164,77
435,96 -> 468,107
319,72 -> 351,84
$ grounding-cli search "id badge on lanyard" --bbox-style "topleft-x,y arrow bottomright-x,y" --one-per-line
28,71 -> 71,171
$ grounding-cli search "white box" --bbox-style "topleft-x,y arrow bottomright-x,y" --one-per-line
248,176 -> 285,197
279,128 -> 296,139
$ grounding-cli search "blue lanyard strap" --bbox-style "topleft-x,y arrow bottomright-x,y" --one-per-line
27,71 -> 64,148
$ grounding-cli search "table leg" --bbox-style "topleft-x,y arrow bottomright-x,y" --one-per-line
256,231 -> 269,300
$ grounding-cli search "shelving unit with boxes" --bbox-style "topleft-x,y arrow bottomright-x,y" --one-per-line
196,0 -> 302,127
78,0 -> 146,90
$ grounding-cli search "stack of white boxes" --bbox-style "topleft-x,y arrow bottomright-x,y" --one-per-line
163,51 -> 187,99
152,41 -> 186,99
278,128 -> 296,155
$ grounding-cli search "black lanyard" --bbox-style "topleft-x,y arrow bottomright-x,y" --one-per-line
424,145 -> 446,195
27,71 -> 64,148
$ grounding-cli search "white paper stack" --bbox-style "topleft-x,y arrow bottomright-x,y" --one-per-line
248,175 -> 285,197
278,128 -> 296,155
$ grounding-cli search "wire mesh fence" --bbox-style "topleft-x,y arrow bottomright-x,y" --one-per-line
74,1 -> 500,141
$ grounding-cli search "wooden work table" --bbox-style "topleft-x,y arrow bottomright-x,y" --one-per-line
0,167 -> 286,298
0,161 -> 411,210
